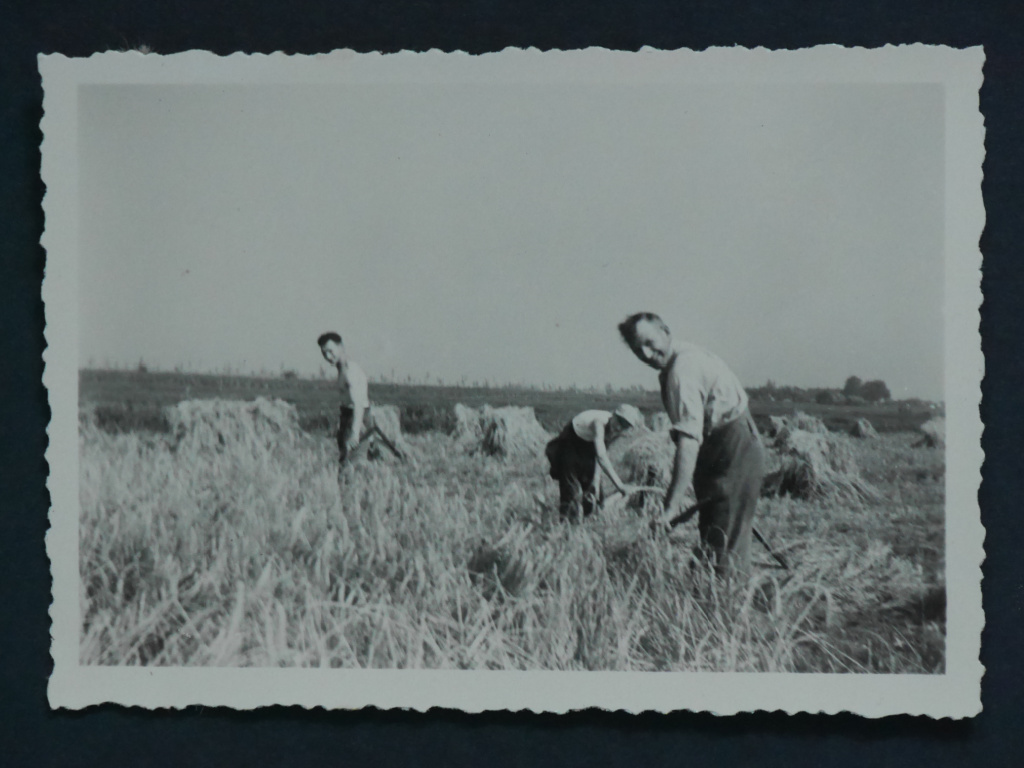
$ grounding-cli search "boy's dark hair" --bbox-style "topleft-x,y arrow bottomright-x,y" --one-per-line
618,312 -> 670,347
317,331 -> 342,347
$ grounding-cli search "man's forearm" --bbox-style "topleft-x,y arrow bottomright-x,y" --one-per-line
665,435 -> 699,510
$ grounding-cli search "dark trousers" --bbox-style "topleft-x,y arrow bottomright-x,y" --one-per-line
545,423 -> 600,519
692,412 -> 765,577
337,406 -> 363,464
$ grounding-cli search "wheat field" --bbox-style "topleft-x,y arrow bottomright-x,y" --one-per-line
78,405 -> 945,672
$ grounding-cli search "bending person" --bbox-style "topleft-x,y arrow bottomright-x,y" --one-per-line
545,404 -> 643,519
618,312 -> 764,578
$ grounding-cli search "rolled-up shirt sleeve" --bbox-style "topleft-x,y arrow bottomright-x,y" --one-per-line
663,369 -> 705,443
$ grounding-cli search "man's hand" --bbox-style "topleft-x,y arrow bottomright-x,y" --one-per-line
664,433 -> 700,519
648,491 -> 679,534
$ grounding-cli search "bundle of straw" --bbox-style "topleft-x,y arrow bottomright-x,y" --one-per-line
452,403 -> 484,445
480,406 -> 551,460
605,427 -> 674,511
164,398 -> 303,457
453,403 -> 551,460
915,417 -> 945,449
765,415 -> 789,439
608,427 -> 674,489
764,411 -> 828,444
762,427 -> 877,503
789,411 -> 829,435
648,412 -> 672,433
850,417 -> 879,439
363,404 -> 410,460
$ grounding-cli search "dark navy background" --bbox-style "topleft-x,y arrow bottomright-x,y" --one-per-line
2,2 -> 1021,765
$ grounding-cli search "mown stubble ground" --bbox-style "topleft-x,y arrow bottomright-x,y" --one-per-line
79,421 -> 945,672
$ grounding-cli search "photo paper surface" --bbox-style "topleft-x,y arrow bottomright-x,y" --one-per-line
41,46 -> 985,715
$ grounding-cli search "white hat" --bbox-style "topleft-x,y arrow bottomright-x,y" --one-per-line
613,404 -> 644,428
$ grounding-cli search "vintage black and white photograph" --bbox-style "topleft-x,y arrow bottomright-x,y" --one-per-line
42,47 -> 984,715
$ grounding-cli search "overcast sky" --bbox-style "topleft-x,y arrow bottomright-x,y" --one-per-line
78,82 -> 944,399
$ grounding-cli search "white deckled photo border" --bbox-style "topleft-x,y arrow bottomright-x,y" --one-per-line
41,46 -> 985,716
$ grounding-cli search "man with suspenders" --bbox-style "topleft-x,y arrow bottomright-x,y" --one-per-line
618,312 -> 765,577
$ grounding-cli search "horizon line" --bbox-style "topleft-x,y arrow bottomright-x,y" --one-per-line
77,366 -> 944,403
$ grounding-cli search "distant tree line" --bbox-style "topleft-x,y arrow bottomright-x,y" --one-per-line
842,376 -> 892,403
748,376 -> 893,405
99,362 -> 916,407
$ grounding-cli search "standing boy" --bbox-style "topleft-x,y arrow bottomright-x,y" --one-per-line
317,332 -> 371,466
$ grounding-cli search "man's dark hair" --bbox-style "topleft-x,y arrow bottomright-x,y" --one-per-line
618,312 -> 670,347
317,331 -> 342,347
